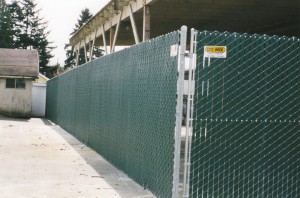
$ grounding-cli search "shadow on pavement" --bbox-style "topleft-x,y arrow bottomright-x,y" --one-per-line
48,119 -> 155,198
0,115 -> 30,123
40,118 -> 55,126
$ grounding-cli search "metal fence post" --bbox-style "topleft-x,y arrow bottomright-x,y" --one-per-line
172,25 -> 187,198
182,28 -> 198,198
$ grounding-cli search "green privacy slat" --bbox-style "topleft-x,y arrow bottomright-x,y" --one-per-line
190,31 -> 300,197
46,31 -> 180,198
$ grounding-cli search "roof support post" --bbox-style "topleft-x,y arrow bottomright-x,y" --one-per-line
75,49 -> 79,66
83,39 -> 88,63
101,25 -> 108,55
89,30 -> 97,62
143,5 -> 150,41
88,37 -> 92,61
70,45 -> 74,58
71,46 -> 75,57
129,4 -> 140,44
75,42 -> 80,66
110,25 -> 115,53
70,46 -> 75,66
111,10 -> 123,53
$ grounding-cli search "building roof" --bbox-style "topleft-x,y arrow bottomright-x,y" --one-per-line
0,48 -> 39,78
34,73 -> 49,84
69,0 -> 300,48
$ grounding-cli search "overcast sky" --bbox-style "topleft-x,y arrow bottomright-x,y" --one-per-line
7,0 -> 110,65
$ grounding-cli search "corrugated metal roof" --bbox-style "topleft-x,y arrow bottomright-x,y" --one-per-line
0,48 -> 39,77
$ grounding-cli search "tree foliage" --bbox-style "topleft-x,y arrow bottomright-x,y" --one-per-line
43,63 -> 60,79
13,0 -> 54,72
72,8 -> 92,35
7,0 -> 54,75
65,8 -> 103,68
0,0 -> 14,48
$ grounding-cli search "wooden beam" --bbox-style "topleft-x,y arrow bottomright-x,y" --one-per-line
70,0 -> 157,48
129,4 -> 140,44
76,42 -> 80,66
101,25 -> 108,54
110,26 -> 115,53
88,38 -> 92,61
143,5 -> 150,41
115,1 -> 130,10
83,39 -> 88,63
89,30 -> 97,61
111,10 -> 123,52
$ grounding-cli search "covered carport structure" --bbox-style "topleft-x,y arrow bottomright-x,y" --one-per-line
69,0 -> 300,65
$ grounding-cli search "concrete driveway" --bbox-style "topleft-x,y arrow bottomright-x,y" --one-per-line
0,116 -> 154,198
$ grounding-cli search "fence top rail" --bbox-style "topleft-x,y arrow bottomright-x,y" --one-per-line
195,30 -> 300,40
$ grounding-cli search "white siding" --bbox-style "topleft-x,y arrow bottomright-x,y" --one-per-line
31,83 -> 47,117
0,78 -> 32,117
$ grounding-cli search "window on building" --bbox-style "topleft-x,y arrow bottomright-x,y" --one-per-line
6,79 -> 15,88
16,79 -> 26,88
5,79 -> 26,89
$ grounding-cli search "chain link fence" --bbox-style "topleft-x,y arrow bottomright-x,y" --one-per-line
188,31 -> 300,197
46,29 -> 187,198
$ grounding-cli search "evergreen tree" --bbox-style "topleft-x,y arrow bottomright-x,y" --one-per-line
72,8 -> 92,35
64,43 -> 76,68
8,0 -> 54,73
7,0 -> 24,48
0,0 -> 14,48
65,8 -> 103,68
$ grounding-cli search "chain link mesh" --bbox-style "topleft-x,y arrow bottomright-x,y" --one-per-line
46,31 -> 180,198
190,31 -> 300,197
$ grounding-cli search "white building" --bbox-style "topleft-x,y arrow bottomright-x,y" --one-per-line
0,48 -> 39,118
